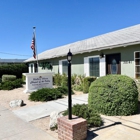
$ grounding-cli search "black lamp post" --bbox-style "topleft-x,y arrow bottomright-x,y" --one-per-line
67,49 -> 72,120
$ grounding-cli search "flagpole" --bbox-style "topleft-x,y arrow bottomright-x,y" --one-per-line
33,27 -> 39,72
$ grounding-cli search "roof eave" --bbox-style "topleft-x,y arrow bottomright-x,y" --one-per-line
25,40 -> 140,63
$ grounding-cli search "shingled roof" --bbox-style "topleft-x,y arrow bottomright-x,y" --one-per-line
25,24 -> 140,62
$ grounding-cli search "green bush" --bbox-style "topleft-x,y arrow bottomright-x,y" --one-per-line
61,73 -> 68,87
0,79 -> 23,90
73,84 -> 83,91
29,86 -> 75,102
88,75 -> 139,116
63,104 -> 102,127
22,74 -> 26,82
134,78 -> 140,102
72,75 -> 85,91
83,77 -> 96,93
2,75 -> 16,82
57,86 -> 68,95
29,88 -> 63,101
53,74 -> 62,86
71,74 -> 77,85
57,86 -> 74,95
0,64 -> 28,79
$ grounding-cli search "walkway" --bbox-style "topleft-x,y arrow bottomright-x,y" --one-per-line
13,94 -> 88,122
0,105 -> 56,140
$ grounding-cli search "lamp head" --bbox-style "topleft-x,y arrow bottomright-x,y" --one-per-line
67,49 -> 72,62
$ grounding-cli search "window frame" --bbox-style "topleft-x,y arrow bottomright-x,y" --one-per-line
59,59 -> 68,75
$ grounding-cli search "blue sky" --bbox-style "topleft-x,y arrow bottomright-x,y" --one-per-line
0,0 -> 140,59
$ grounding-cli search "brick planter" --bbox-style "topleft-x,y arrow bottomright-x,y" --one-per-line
57,115 -> 87,140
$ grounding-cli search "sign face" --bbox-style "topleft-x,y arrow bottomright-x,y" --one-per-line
28,75 -> 52,90
23,72 -> 54,93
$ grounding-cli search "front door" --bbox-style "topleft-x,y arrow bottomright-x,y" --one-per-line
106,53 -> 121,74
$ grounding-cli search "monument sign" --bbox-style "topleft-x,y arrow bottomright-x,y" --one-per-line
23,72 -> 54,93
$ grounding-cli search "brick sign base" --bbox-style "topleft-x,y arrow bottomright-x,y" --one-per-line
57,115 -> 87,140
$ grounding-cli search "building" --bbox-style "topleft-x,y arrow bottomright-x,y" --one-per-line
0,59 -> 26,65
25,24 -> 140,79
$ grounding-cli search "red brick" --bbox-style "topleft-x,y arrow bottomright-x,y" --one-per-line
58,115 -> 87,140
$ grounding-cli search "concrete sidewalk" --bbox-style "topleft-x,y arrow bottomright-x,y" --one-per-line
87,114 -> 140,140
13,94 -> 88,122
0,105 -> 56,140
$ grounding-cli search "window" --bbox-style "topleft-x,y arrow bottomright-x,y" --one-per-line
84,56 -> 103,77
62,61 -> 68,75
135,52 -> 140,78
31,64 -> 33,73
89,57 -> 99,77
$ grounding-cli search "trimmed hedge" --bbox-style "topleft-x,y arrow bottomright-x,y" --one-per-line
88,75 -> 138,116
0,64 -> 28,79
63,104 -> 103,127
2,75 -> 16,82
83,77 -> 96,93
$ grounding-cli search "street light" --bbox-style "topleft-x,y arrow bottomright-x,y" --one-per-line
67,49 -> 72,120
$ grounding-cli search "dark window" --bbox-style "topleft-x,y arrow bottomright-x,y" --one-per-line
135,52 -> 140,78
89,57 -> 99,77
34,63 -> 37,72
31,64 -> 33,73
62,61 -> 68,75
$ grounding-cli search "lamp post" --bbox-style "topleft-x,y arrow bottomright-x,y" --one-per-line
67,49 -> 72,120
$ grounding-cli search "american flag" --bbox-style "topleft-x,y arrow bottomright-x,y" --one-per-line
31,33 -> 36,59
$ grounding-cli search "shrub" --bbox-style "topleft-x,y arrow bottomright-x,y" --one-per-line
61,73 -> 68,87
72,75 -> 85,91
73,84 -> 83,91
57,86 -> 68,95
0,79 -> 23,90
2,75 -> 16,82
134,78 -> 140,102
88,75 -> 139,116
53,74 -> 62,86
0,63 -> 28,78
71,74 -> 77,85
83,77 -> 96,93
22,74 -> 26,82
1,81 -> 13,90
29,88 -> 63,101
63,104 -> 102,127
57,86 -> 74,95
13,79 -> 23,88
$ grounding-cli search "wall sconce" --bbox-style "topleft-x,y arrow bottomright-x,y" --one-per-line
100,52 -> 104,58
